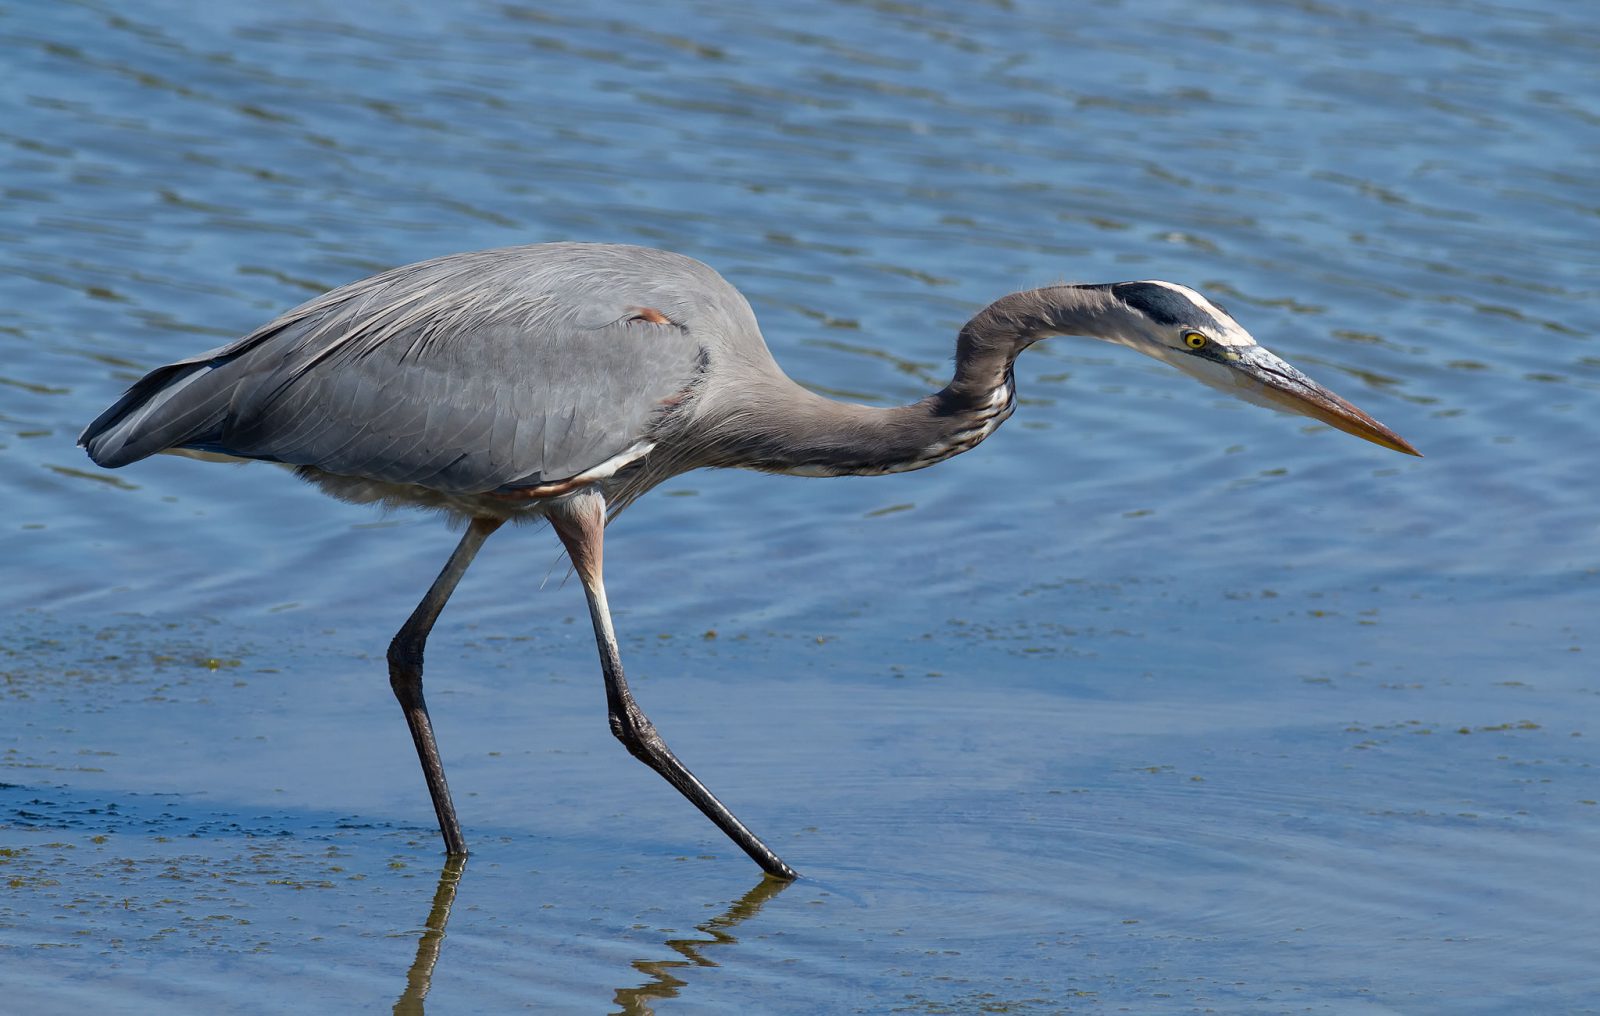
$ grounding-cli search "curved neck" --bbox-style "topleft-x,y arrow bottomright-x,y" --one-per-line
705,286 -> 1112,478
944,284 -> 1114,401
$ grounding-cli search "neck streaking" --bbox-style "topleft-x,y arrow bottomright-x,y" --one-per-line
705,285 -> 1113,478
776,369 -> 1017,478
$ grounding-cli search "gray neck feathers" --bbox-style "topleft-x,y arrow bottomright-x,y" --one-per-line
696,286 -> 1114,478
946,285 -> 1117,401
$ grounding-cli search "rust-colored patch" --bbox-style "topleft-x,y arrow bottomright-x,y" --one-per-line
628,306 -> 673,325
486,475 -> 593,501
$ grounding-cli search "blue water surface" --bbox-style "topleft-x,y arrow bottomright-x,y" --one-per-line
2,1 -> 1596,1012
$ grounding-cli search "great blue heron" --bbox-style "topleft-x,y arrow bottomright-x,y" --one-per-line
80,242 -> 1418,880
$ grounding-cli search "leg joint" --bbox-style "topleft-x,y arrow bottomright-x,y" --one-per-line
388,635 -> 424,671
608,708 -> 660,757
387,636 -> 425,700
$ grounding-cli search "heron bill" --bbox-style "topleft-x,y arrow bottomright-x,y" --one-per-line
1225,346 -> 1421,456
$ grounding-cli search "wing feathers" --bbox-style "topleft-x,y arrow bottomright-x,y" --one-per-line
80,244 -> 716,494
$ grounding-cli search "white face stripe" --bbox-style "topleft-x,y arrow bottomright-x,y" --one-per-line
1133,279 -> 1255,347
1134,281 -> 1225,322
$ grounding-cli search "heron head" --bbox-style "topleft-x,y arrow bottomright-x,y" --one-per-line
1099,281 -> 1420,456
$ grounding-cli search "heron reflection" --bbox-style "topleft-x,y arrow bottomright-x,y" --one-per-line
614,875 -> 791,1015
389,860 -> 789,1014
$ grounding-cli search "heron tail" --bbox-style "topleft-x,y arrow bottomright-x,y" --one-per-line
78,359 -> 235,467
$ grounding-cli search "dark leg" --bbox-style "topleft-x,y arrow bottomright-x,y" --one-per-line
549,491 -> 798,881
389,515 -> 504,856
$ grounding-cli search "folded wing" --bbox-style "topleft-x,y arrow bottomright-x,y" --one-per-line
80,245 -> 709,494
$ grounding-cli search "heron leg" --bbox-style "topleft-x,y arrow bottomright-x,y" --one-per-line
388,515 -> 504,857
549,491 -> 799,881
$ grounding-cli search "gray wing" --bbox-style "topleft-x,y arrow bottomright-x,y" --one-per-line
80,244 -> 716,493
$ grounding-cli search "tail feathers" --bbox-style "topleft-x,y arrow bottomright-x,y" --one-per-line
79,361 -> 235,468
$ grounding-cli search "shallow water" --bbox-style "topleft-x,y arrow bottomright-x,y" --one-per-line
3,0 -> 1597,1012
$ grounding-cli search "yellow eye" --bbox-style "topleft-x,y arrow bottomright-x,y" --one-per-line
1184,331 -> 1208,349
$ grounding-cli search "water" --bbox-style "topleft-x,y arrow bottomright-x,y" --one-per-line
3,0 -> 1597,1011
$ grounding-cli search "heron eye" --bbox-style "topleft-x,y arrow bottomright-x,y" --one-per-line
1184,331 -> 1208,349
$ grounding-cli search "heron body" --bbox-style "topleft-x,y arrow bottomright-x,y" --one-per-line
81,242 -> 1417,880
